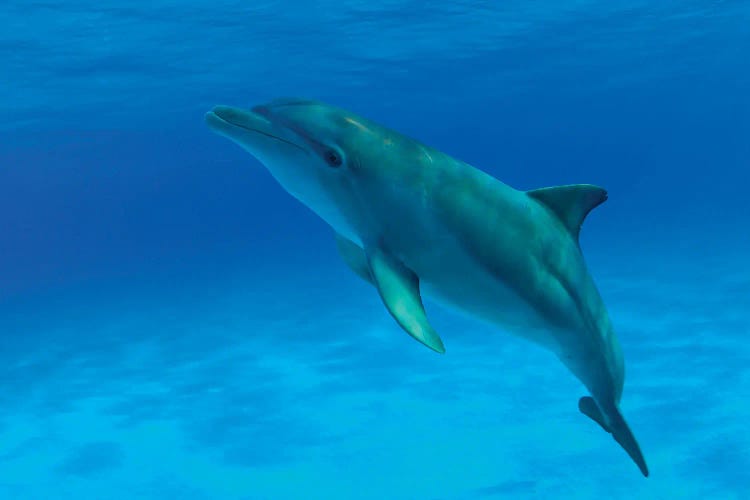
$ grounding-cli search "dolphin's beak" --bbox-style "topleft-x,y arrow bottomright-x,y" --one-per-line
205,105 -> 271,138
205,105 -> 306,153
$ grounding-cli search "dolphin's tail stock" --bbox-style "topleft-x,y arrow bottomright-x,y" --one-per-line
578,396 -> 649,477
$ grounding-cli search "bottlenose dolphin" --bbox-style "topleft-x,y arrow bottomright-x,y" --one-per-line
205,98 -> 649,477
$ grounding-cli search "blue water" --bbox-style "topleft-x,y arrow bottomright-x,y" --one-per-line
2,1 -> 749,498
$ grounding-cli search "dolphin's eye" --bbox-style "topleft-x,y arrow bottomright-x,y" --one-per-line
324,149 -> 343,168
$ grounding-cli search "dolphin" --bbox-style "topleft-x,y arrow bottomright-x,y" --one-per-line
205,98 -> 649,477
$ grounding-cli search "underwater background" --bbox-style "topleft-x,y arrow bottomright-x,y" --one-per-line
1,1 -> 749,498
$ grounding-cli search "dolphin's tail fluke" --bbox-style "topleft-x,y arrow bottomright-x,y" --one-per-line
579,396 -> 649,477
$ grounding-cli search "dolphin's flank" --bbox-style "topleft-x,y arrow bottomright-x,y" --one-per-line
205,98 -> 649,477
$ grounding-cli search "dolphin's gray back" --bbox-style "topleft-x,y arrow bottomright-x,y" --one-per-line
394,149 -> 622,394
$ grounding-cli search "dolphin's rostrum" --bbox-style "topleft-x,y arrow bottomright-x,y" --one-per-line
205,98 -> 649,477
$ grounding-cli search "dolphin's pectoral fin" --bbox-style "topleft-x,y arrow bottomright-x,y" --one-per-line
334,233 -> 373,284
527,184 -> 608,240
578,396 -> 650,477
335,237 -> 445,354
366,247 -> 446,354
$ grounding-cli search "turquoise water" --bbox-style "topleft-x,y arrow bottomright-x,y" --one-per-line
1,1 -> 749,498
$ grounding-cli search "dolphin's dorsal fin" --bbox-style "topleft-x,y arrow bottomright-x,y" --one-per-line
527,184 -> 608,240
366,247 -> 446,354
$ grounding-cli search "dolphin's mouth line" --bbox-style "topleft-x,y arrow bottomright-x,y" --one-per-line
209,111 -> 306,152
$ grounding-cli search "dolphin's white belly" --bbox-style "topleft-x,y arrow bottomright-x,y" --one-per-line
399,231 -> 566,353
